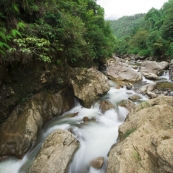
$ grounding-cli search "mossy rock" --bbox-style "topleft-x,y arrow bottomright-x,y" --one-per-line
156,81 -> 173,90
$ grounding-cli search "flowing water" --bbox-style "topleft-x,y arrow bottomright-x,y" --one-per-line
0,76 -> 160,173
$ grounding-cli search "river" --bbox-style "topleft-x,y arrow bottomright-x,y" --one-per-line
0,66 -> 170,173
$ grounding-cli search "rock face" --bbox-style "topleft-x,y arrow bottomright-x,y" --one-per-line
106,96 -> 173,173
0,87 -> 75,158
27,129 -> 79,173
107,58 -> 142,82
70,68 -> 110,108
140,61 -> 168,77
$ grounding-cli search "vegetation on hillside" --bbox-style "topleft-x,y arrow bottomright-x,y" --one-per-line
0,0 -> 115,67
111,0 -> 173,60
109,14 -> 145,38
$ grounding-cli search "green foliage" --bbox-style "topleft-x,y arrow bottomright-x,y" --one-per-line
109,14 -> 145,38
12,37 -> 52,62
110,0 -> 173,60
0,0 -> 115,66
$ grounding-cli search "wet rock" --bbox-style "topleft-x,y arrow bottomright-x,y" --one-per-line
83,116 -> 89,122
118,99 -> 135,112
107,58 -> 142,82
99,100 -> 115,113
128,94 -> 142,102
65,112 -> 78,118
126,83 -> 133,90
140,83 -> 157,98
147,91 -> 157,98
0,88 -> 75,158
70,68 -> 110,108
106,96 -> 173,173
140,61 -> 169,76
90,157 -> 104,169
156,81 -> 173,90
27,129 -> 79,173
163,91 -> 168,95
142,72 -> 159,80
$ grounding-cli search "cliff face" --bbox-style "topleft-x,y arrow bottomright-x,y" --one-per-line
0,60 -> 65,123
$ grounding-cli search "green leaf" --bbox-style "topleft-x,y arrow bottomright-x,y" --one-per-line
11,29 -> 22,38
17,22 -> 26,31
0,49 -> 5,54
0,32 -> 6,42
0,42 -> 10,49
13,4 -> 19,13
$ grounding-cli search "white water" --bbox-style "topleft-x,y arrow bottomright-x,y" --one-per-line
0,81 -> 147,173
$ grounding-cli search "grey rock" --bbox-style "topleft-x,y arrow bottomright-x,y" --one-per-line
27,129 -> 79,173
70,68 -> 110,108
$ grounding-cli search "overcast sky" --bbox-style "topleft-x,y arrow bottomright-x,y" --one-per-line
97,0 -> 168,20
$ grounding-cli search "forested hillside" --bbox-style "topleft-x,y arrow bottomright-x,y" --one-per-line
112,0 -> 173,60
0,0 -> 115,67
109,14 -> 145,38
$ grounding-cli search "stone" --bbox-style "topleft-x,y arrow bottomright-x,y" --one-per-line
118,99 -> 135,112
0,88 -> 75,158
140,83 -> 156,93
90,157 -> 104,169
128,94 -> 142,102
99,100 -> 115,113
64,112 -> 78,118
27,129 -> 79,173
142,72 -> 159,80
140,83 -> 157,98
106,58 -> 142,82
70,68 -> 110,108
83,116 -> 89,122
106,96 -> 173,173
140,61 -> 169,76
126,83 -> 133,90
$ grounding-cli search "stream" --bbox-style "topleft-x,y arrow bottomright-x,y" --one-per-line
0,65 -> 171,173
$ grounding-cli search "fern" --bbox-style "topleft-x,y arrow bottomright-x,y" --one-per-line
17,22 -> 26,31
12,4 -> 19,14
11,29 -> 22,38
0,42 -> 10,49
0,49 -> 5,54
0,32 -> 6,42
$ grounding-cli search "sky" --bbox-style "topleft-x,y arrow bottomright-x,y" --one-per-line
97,0 -> 168,20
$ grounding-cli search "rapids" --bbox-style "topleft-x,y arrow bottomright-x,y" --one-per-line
0,69 -> 169,173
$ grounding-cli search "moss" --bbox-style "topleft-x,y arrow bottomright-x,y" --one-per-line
156,81 -> 173,90
140,101 -> 150,109
133,150 -> 141,161
123,128 -> 136,139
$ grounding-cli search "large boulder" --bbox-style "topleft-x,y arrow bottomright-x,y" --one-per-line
107,58 -> 142,82
70,68 -> 110,108
27,129 -> 79,173
106,96 -> 173,173
0,87 -> 75,158
140,61 -> 168,77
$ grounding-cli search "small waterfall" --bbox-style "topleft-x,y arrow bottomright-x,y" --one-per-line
0,81 -> 148,173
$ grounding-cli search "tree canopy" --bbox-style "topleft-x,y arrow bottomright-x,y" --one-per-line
110,0 -> 173,60
0,0 -> 115,67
